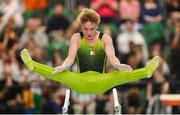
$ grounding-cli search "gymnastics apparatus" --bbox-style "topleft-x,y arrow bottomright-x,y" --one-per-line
21,48 -> 160,114
146,94 -> 180,114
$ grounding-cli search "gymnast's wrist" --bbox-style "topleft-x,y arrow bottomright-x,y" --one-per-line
61,65 -> 70,69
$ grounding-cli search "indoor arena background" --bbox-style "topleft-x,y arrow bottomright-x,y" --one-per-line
0,0 -> 179,114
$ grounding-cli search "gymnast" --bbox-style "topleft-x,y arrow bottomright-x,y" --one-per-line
21,8 -> 159,94
20,8 -> 159,114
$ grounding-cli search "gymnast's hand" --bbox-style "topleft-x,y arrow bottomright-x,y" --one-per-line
52,65 -> 69,75
114,64 -> 133,72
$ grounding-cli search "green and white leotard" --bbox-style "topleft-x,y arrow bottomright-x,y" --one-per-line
20,32 -> 160,94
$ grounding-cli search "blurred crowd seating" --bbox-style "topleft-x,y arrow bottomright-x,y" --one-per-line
0,0 -> 179,114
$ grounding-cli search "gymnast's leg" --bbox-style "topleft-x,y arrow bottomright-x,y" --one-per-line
21,48 -> 159,94
21,49 -> 55,76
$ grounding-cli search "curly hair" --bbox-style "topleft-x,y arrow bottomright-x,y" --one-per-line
76,8 -> 100,24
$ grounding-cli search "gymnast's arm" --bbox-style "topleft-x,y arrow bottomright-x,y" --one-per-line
102,34 -> 132,72
52,33 -> 80,74
102,34 -> 120,66
61,33 -> 80,67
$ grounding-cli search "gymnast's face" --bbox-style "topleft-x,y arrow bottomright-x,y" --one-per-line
81,21 -> 98,40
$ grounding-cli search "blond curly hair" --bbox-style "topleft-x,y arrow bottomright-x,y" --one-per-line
76,8 -> 100,24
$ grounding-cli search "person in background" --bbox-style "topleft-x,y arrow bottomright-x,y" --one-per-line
90,0 -> 118,24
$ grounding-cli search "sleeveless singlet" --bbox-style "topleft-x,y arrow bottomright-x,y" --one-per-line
76,32 -> 107,73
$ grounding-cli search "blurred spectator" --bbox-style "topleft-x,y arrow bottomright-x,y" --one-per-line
99,23 -> 119,53
42,82 -> 62,113
23,0 -> 47,21
118,0 -> 140,22
47,3 -> 68,20
47,4 -> 70,62
126,50 -> 144,70
0,60 -> 25,113
46,4 -> 70,34
166,0 -> 180,24
106,92 -> 115,114
47,40 -> 68,63
141,0 -> 163,23
100,23 -> 119,37
142,0 -> 164,47
146,41 -> 170,101
0,16 -> 20,73
46,4 -> 69,61
47,49 -> 64,67
90,0 -> 118,24
66,20 -> 81,39
23,0 -> 47,12
23,83 -> 35,114
116,19 -> 148,62
52,49 -> 64,66
95,93 -> 110,114
72,91 -> 96,114
0,0 -> 24,32
19,17 -> 48,49
119,0 -> 143,32
127,88 -> 141,114
168,20 -> 180,81
72,3 -> 86,19
0,17 -> 19,53
0,17 -> 20,81
31,83 -> 43,113
149,41 -> 170,83
33,46 -> 45,62
165,0 -> 180,44
0,50 -> 21,82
